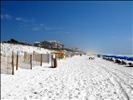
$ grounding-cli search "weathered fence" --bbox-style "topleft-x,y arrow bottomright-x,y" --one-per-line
1,50 -> 69,75
1,51 -> 16,75
18,52 -> 32,69
32,51 -> 51,66
1,51 -> 33,75
1,54 -> 12,74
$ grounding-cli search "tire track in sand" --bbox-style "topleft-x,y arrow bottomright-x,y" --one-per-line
93,59 -> 133,100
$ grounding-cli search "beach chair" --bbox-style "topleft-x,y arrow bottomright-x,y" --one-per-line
87,54 -> 95,60
121,60 -> 127,65
114,59 -> 122,64
110,58 -> 115,62
88,55 -> 95,60
128,63 -> 133,67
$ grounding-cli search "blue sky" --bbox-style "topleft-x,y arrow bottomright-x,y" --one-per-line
1,1 -> 132,54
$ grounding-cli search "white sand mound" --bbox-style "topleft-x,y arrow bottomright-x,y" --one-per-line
1,43 -> 54,56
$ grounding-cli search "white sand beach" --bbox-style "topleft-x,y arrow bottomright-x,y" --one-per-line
1,43 -> 133,100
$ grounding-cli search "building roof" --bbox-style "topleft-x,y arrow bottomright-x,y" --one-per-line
48,40 -> 59,43
42,40 -> 64,45
34,42 -> 41,43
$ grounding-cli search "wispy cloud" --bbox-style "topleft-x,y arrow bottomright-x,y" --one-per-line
44,26 -> 64,30
40,24 -> 44,26
18,21 -> 64,32
32,26 -> 59,31
32,26 -> 62,31
1,14 -> 3,19
16,17 -> 24,21
16,17 -> 34,22
0,14 -> 13,20
5,14 -> 12,20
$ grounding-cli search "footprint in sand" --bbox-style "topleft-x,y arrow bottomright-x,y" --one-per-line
89,95 -> 96,100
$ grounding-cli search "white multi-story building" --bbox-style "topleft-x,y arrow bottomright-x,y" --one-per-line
34,40 -> 64,50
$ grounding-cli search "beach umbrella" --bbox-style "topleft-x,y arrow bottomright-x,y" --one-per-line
97,54 -> 101,56
104,55 -> 115,58
127,57 -> 133,61
102,55 -> 108,57
51,52 -> 65,55
113,56 -> 128,60
110,56 -> 114,58
87,54 -> 93,56
97,54 -> 102,57
119,56 -> 128,60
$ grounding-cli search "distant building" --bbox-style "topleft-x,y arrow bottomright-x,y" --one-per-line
34,40 -> 64,50
34,42 -> 41,47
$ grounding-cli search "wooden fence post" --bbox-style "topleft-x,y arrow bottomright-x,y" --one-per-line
30,55 -> 32,69
16,54 -> 18,70
33,51 -> 35,61
40,54 -> 42,66
51,55 -> 53,67
12,51 -> 14,75
54,58 -> 57,68
24,52 -> 27,62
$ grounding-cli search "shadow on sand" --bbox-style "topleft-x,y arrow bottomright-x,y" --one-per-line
42,66 -> 55,68
124,65 -> 133,68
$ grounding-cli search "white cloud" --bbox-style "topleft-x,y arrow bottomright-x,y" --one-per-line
5,14 -> 12,20
16,17 -> 34,22
1,14 -> 3,19
40,24 -> 44,26
16,18 -> 24,21
43,26 -> 64,30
